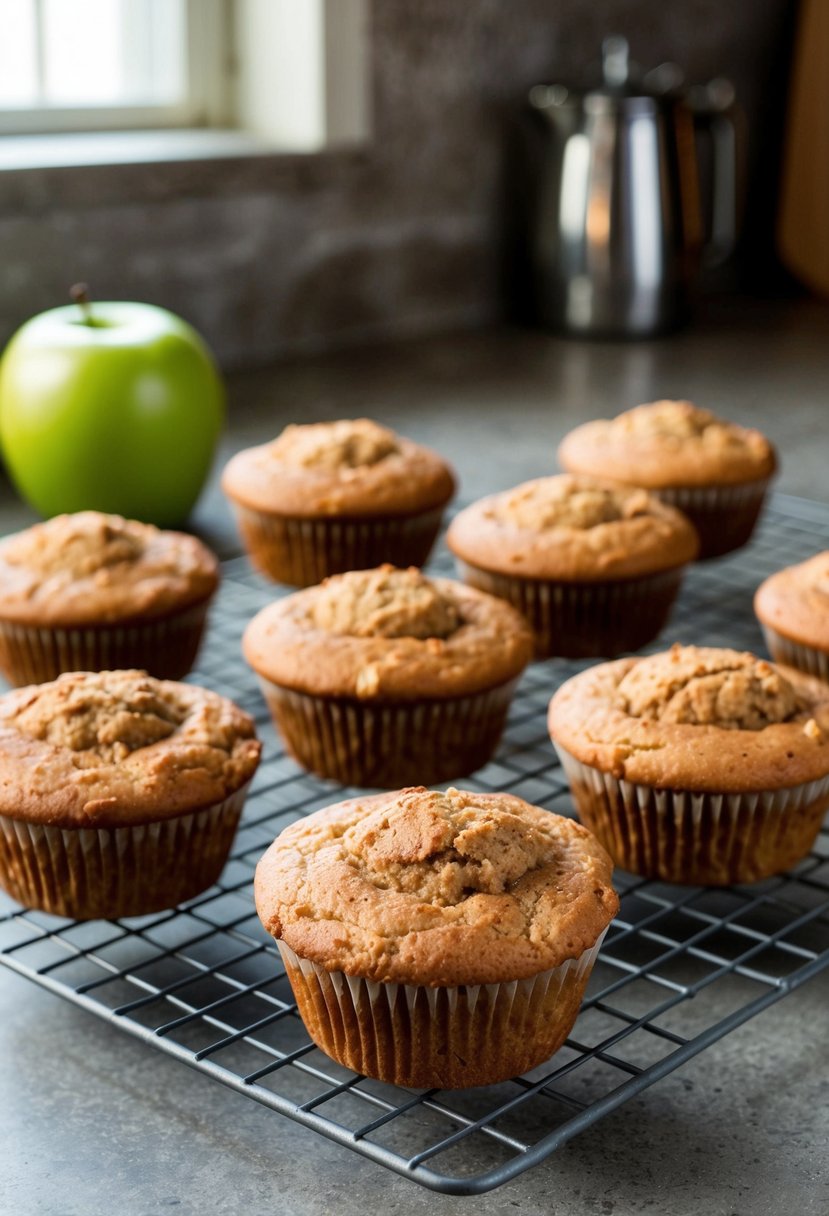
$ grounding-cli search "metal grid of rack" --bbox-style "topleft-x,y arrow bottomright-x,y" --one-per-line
1,494 -> 828,1195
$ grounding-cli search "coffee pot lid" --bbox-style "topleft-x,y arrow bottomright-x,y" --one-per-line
530,36 -> 685,114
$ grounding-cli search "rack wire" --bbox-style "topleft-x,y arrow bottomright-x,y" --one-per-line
1,493 -> 828,1195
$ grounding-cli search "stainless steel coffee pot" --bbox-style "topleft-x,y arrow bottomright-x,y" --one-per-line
528,37 -> 738,336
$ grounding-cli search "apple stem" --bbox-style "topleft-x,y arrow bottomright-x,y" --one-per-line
70,282 -> 97,326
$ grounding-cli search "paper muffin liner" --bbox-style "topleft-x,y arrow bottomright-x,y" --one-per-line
760,624 -> 829,685
258,677 -> 519,787
554,746 -> 829,885
277,931 -> 606,1089
0,598 -> 212,687
0,782 -> 250,920
455,562 -> 685,659
654,478 -> 771,560
231,504 -> 446,587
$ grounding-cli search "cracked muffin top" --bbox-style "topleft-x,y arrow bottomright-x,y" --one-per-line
266,419 -> 400,470
254,786 -> 619,985
548,645 -> 829,792
446,475 -> 698,580
0,511 -> 219,627
558,401 -> 777,489
222,419 -> 455,518
309,564 -> 460,640
0,670 -> 261,828
755,553 -> 829,652
243,566 -> 533,700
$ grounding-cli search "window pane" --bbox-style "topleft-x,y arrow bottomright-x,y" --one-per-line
42,0 -> 124,105
0,0 -> 38,106
39,0 -> 186,108
138,0 -> 188,105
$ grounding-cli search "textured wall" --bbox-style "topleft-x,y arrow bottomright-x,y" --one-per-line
0,0 -> 795,367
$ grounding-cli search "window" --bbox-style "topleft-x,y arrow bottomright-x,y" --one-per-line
0,0 -> 369,150
0,0 -> 224,132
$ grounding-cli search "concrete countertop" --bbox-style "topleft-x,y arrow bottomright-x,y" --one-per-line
2,298 -> 829,1216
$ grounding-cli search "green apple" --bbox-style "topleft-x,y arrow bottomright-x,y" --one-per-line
0,293 -> 224,526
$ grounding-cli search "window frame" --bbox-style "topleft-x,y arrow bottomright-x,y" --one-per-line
0,0 -> 229,136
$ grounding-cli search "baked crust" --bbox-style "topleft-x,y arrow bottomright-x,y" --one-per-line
548,645 -> 829,792
222,419 -> 455,518
0,670 -> 261,828
755,552 -> 829,652
558,400 -> 777,489
0,512 -> 219,627
243,567 -> 533,700
255,786 -> 618,986
446,475 -> 698,581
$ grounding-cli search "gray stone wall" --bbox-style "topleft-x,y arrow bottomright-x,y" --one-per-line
0,0 -> 794,367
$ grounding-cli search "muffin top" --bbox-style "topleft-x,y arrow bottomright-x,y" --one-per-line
755,552 -> 829,652
255,786 -> 618,986
548,644 -> 829,791
221,419 -> 456,518
558,400 -> 777,489
0,670 -> 261,828
446,475 -> 698,581
244,565 -> 533,700
0,512 -> 219,627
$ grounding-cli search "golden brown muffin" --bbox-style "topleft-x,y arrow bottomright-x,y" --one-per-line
255,786 -> 618,1088
755,552 -> 829,682
243,565 -> 533,786
0,511 -> 219,684
549,644 -> 829,884
222,419 -> 455,585
446,475 -> 698,658
558,400 -> 777,558
0,669 -> 261,918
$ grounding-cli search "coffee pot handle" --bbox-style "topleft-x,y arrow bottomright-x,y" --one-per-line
689,79 -> 743,267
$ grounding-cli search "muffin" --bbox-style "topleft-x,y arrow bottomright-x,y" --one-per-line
446,475 -> 698,658
0,669 -> 261,919
755,552 -> 829,682
0,511 -> 219,685
558,400 -> 777,558
255,786 -> 618,1089
549,644 -> 829,885
243,565 -> 533,787
222,419 -> 455,586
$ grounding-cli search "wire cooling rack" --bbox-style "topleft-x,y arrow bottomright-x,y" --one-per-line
1,493 -> 828,1195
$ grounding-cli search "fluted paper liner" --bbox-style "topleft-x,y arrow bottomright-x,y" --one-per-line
0,598 -> 211,686
0,782 -> 250,920
233,505 -> 446,587
555,745 -> 829,885
456,562 -> 684,659
277,932 -> 606,1089
259,677 -> 519,787
655,478 -> 771,560
761,624 -> 829,685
